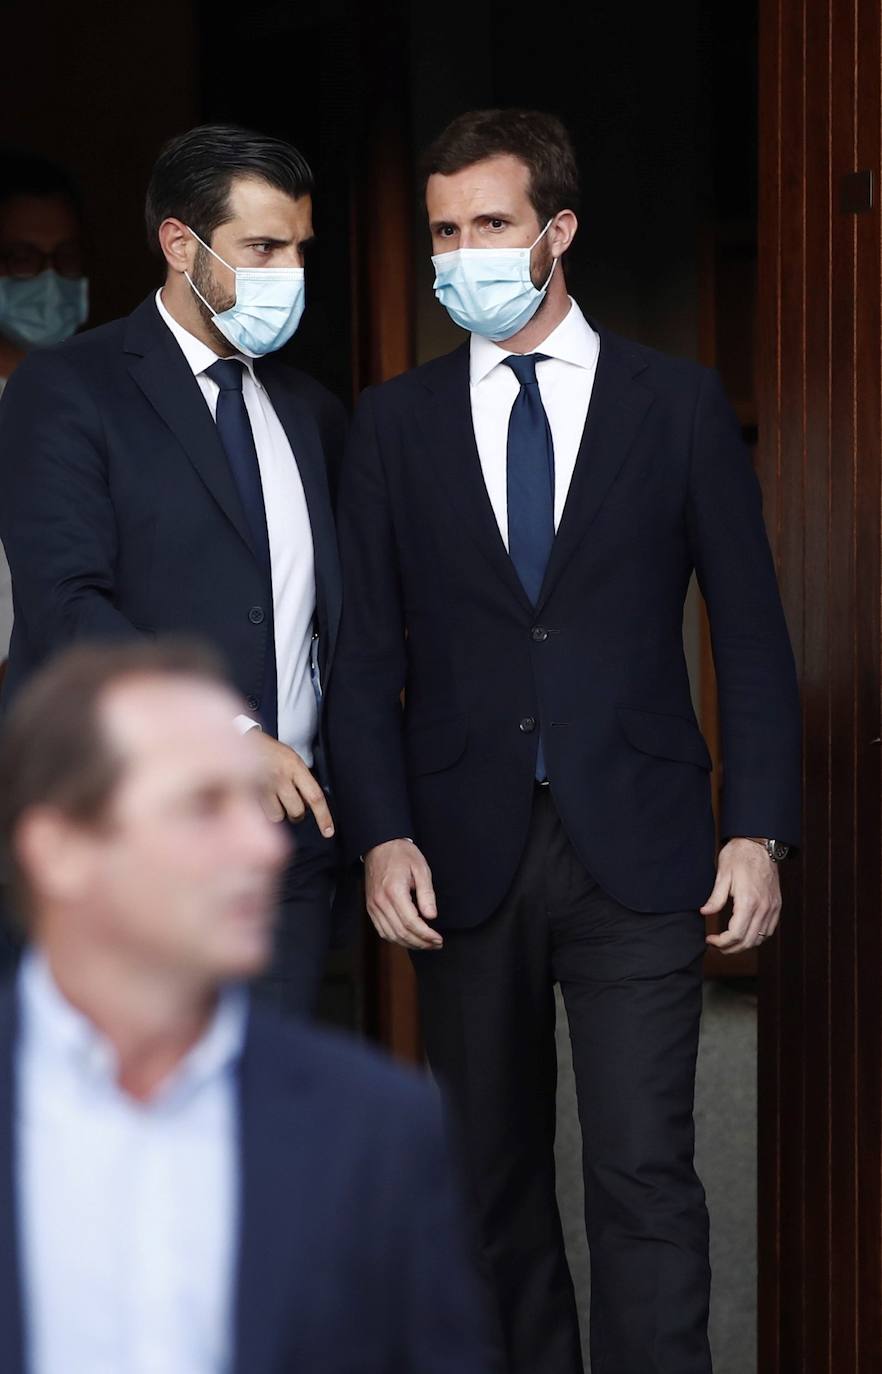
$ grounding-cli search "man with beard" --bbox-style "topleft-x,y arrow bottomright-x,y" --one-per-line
0,126 -> 346,1014
327,108 -> 801,1372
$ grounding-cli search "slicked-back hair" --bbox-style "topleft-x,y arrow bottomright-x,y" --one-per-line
0,148 -> 82,215
0,639 -> 227,922
421,108 -> 580,227
144,123 -> 314,255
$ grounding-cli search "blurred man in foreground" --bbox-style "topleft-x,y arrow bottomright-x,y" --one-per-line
0,640 -> 491,1374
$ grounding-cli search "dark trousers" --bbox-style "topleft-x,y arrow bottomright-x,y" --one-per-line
258,810 -> 337,1018
412,786 -> 712,1374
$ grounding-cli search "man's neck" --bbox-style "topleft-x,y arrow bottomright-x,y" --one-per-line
38,938 -> 217,1102
159,276 -> 228,357
494,276 -> 572,355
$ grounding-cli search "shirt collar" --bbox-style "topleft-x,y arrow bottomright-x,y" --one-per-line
18,949 -> 248,1104
154,287 -> 261,389
469,297 -> 599,386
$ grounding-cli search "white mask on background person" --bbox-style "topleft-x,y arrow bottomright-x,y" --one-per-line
0,270 -> 89,348
185,228 -> 306,357
431,220 -> 557,340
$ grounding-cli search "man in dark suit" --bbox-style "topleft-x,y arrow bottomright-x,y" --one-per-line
327,109 -> 801,1373
0,640 -> 491,1374
0,125 -> 345,1013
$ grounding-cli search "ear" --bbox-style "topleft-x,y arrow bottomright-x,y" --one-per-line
158,218 -> 198,277
549,210 -> 578,259
15,808 -> 99,907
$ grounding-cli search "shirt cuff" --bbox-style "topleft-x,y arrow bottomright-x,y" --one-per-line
234,714 -> 262,736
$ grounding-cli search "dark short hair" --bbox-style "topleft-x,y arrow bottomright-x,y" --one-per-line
0,639 -> 227,921
0,149 -> 82,216
144,123 -> 314,255
421,108 -> 580,225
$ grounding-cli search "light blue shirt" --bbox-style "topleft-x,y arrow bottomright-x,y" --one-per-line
16,953 -> 247,1374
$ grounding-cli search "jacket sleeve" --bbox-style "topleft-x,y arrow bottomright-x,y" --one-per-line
325,387 -> 413,861
0,350 -> 142,657
686,367 -> 801,846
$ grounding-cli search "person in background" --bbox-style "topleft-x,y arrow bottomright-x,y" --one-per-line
0,125 -> 347,1015
327,108 -> 801,1374
0,639 -> 492,1374
0,150 -> 88,670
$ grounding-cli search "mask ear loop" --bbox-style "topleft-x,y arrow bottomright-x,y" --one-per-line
184,225 -> 237,316
529,219 -> 558,293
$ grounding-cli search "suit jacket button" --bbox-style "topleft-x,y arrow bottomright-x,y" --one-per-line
247,695 -> 260,711
519,717 -> 536,733
531,626 -> 548,642
248,606 -> 265,624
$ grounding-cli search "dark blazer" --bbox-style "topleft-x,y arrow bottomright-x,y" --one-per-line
0,295 -> 345,760
0,984 -> 491,1374
327,325 -> 801,926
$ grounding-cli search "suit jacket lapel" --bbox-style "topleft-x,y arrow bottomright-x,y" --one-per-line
536,327 -> 654,611
124,297 -> 256,559
419,345 -> 536,616
257,363 -> 342,672
0,983 -> 25,1374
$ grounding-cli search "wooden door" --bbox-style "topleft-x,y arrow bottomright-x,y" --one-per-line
757,1 -> 882,1368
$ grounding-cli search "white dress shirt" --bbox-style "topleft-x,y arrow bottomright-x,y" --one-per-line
16,953 -> 247,1374
155,290 -> 319,763
469,299 -> 601,547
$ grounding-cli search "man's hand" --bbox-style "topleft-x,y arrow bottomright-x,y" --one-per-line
364,839 -> 442,950
702,838 -> 782,953
249,731 -> 335,837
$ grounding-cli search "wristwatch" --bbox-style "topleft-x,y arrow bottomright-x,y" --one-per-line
749,838 -> 790,863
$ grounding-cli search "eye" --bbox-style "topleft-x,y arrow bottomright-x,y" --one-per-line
488,218 -> 507,231
438,225 -> 457,238
251,242 -> 274,255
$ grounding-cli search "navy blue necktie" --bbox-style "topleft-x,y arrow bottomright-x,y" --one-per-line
503,352 -> 554,780
206,358 -> 277,735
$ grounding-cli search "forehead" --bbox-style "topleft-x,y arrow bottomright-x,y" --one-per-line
222,176 -> 313,236
0,194 -> 81,249
426,155 -> 532,216
100,678 -> 259,794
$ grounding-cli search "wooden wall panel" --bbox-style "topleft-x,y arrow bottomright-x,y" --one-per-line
758,0 -> 882,1368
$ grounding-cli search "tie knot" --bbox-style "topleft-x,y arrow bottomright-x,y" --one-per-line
206,358 -> 245,392
502,352 -> 549,387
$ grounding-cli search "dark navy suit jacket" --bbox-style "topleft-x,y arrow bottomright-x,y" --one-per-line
0,985 -> 491,1373
327,325 -> 801,926
0,295 -> 344,763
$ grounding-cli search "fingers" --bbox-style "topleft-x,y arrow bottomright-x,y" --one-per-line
700,868 -> 732,916
259,789 -> 287,824
277,771 -> 335,837
365,848 -> 443,950
706,891 -> 782,954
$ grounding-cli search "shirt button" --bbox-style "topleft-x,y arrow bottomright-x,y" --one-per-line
519,717 -> 536,733
247,695 -> 260,711
248,606 -> 265,624
531,626 -> 549,642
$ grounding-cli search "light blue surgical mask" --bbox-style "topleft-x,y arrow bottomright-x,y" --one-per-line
185,228 -> 306,357
431,220 -> 557,341
0,270 -> 89,348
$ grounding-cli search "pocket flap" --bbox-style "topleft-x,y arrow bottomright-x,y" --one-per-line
404,714 -> 468,776
618,707 -> 713,770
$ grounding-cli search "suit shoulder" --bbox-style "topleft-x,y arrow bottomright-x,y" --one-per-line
360,344 -> 468,410
269,361 -> 348,422
3,319 -> 127,395
247,1005 -> 439,1122
606,329 -> 709,394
